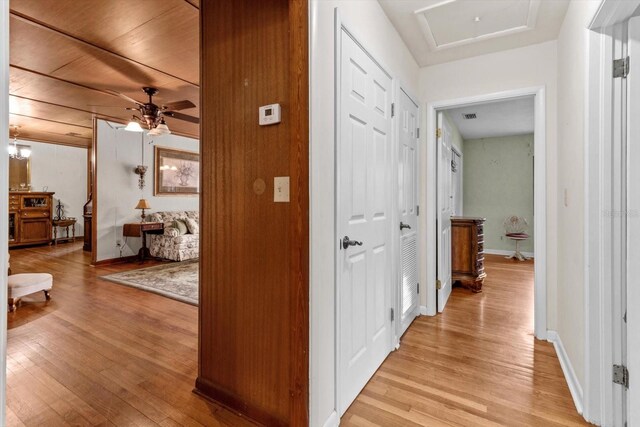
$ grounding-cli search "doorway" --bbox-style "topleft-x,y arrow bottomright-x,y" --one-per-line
425,87 -> 547,339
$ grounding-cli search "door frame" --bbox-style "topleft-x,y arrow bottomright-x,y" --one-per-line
585,1 -> 640,425
0,0 -> 8,422
423,86 -> 547,340
334,11 -> 397,415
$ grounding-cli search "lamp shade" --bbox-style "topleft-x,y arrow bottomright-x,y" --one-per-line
135,199 -> 151,210
125,120 -> 144,132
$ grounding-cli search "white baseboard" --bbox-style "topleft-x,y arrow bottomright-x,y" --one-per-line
419,305 -> 429,316
321,410 -> 339,427
547,330 -> 583,415
484,248 -> 534,258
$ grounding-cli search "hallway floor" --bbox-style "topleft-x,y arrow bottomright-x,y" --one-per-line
342,255 -> 588,426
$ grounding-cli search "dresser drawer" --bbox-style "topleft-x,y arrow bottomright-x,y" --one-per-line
22,210 -> 50,218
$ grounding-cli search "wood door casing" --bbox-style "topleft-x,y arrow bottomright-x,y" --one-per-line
197,1 -> 309,426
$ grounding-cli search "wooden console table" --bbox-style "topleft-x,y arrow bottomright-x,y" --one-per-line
52,218 -> 77,245
9,191 -> 55,248
123,222 -> 164,263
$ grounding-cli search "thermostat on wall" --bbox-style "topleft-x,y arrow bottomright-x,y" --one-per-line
259,103 -> 281,126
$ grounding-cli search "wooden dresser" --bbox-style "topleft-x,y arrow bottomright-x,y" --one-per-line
9,192 -> 55,248
451,217 -> 486,292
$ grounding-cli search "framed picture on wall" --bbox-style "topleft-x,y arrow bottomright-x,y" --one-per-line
154,146 -> 200,196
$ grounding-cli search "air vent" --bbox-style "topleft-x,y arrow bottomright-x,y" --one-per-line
462,113 -> 477,120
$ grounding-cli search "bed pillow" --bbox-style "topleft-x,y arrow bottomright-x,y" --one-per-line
172,219 -> 189,235
184,217 -> 199,235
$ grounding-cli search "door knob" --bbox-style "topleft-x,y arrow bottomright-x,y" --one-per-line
342,236 -> 363,250
400,222 -> 412,230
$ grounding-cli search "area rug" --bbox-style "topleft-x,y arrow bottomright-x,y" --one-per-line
101,260 -> 198,305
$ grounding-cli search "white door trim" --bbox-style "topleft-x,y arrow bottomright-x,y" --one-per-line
0,0 -> 9,423
423,87 -> 547,340
333,9 -> 396,415
585,2 -> 640,425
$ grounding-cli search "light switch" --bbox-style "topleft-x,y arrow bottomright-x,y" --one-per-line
274,177 -> 290,203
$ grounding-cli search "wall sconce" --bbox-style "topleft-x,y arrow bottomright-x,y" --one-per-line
134,165 -> 148,190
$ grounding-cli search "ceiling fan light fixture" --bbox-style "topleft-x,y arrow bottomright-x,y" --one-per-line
7,144 -> 17,156
148,128 -> 161,136
124,118 -> 144,132
155,119 -> 171,135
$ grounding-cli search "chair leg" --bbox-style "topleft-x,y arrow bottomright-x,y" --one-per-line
44,290 -> 51,301
8,298 -> 17,312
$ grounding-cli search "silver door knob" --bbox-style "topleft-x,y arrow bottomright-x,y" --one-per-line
342,236 -> 363,250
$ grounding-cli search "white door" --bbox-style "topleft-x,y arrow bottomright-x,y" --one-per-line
436,112 -> 453,312
626,15 -> 640,426
398,88 -> 419,336
337,28 -> 393,414
451,149 -> 463,216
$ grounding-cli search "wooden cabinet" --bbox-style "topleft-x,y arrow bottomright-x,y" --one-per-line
9,192 -> 55,248
451,217 -> 486,292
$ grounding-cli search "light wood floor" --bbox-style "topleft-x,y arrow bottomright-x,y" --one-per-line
7,242 -> 253,427
342,255 -> 589,426
7,245 -> 587,426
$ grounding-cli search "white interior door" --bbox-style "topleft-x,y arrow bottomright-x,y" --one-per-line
437,112 -> 453,312
337,28 -> 393,415
626,15 -> 639,426
398,88 -> 419,336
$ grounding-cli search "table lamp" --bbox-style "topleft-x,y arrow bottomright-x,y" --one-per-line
135,199 -> 151,222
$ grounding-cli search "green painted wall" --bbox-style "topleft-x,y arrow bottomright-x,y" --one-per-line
463,134 -> 534,253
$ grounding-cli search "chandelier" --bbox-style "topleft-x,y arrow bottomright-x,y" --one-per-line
7,126 -> 31,160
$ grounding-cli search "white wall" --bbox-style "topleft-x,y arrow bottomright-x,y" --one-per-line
96,120 -> 199,262
309,1 -> 420,425
556,0 -> 603,392
18,140 -> 88,236
419,41 -> 559,329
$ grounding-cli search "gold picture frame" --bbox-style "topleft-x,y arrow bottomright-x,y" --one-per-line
154,146 -> 200,196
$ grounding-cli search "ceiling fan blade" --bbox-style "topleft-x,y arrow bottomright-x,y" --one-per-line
163,100 -> 196,111
87,104 -> 131,108
165,111 -> 200,124
103,89 -> 143,106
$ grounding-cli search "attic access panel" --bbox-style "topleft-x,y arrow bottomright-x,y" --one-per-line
415,0 -> 540,51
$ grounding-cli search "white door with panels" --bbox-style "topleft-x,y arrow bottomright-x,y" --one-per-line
436,112 -> 453,312
451,148 -> 463,216
337,28 -> 393,414
398,88 -> 419,336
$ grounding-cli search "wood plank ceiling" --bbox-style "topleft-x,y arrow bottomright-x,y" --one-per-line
9,0 -> 200,148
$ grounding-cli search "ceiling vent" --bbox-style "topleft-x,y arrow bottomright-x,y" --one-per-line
462,113 -> 477,120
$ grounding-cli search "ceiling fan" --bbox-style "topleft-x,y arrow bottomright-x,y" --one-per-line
104,87 -> 198,136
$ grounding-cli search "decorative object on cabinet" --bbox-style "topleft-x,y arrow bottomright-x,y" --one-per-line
83,195 -> 92,252
135,199 -> 151,222
123,221 -> 164,263
154,146 -> 199,196
9,192 -> 55,248
504,215 -> 530,261
451,217 -> 486,293
8,272 -> 53,312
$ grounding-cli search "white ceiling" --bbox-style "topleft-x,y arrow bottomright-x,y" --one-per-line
378,0 -> 570,67
445,96 -> 534,140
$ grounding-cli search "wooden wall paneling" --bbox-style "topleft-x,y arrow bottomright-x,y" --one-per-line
197,0 -> 309,425
288,0 -> 309,425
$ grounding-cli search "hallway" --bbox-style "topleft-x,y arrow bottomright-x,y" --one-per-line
342,255 -> 587,426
